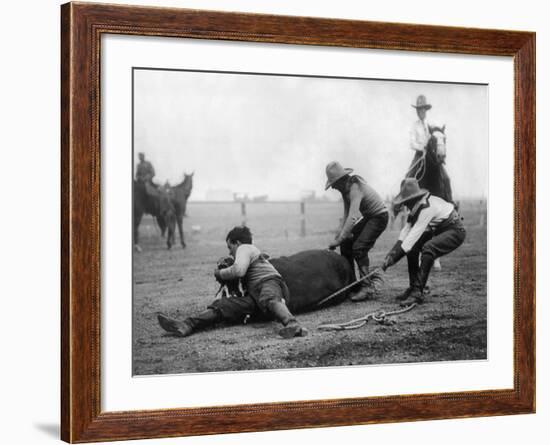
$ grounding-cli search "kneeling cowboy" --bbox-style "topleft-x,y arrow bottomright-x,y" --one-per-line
326,161 -> 389,302
382,178 -> 466,305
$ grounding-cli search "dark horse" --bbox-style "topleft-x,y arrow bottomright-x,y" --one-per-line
133,181 -> 176,251
134,172 -> 194,251
407,125 -> 453,205
169,172 -> 194,249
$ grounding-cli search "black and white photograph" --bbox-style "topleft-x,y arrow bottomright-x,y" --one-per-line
132,67 -> 488,376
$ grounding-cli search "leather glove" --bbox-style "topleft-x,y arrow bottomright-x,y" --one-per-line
382,241 -> 405,270
328,239 -> 341,250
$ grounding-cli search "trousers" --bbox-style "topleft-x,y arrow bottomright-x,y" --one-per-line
340,211 -> 388,268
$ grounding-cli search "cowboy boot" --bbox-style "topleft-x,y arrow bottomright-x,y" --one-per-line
157,313 -> 193,337
157,309 -> 220,338
267,300 -> 308,339
416,254 -> 436,303
339,240 -> 357,281
396,250 -> 420,302
400,286 -> 424,307
400,254 -> 435,307
350,260 -> 376,302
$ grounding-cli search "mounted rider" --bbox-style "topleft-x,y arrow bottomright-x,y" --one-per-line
136,152 -> 156,186
326,161 -> 389,302
382,178 -> 466,306
408,95 -> 454,204
407,94 -> 433,178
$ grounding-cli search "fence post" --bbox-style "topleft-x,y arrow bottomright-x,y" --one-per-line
241,201 -> 247,226
300,201 -> 306,237
479,207 -> 487,227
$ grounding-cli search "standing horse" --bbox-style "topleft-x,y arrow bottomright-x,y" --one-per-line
168,172 -> 194,249
407,125 -> 454,205
133,181 -> 176,251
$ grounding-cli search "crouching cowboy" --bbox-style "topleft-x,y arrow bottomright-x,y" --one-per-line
325,161 -> 389,302
382,178 -> 466,306
157,226 -> 307,339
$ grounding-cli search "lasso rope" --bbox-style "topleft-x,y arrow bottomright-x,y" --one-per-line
315,267 -> 384,307
318,302 -> 418,331
404,151 -> 427,182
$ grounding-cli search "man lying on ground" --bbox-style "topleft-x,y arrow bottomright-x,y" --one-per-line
158,226 -> 308,339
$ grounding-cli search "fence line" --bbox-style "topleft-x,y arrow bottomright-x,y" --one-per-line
174,199 -> 487,239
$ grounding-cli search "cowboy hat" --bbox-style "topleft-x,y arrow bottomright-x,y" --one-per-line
411,94 -> 432,110
393,178 -> 429,205
325,161 -> 353,190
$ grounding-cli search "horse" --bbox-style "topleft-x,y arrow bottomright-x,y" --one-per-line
133,181 -> 176,251
407,125 -> 454,204
168,172 -> 194,249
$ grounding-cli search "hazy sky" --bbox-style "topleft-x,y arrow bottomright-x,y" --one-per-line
134,69 -> 488,201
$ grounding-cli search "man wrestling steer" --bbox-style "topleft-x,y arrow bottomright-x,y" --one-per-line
325,161 -> 389,302
158,226 -> 308,339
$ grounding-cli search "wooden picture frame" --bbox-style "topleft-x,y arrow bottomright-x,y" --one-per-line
61,2 -> 535,442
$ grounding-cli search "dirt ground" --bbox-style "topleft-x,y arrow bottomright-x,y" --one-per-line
133,201 -> 487,375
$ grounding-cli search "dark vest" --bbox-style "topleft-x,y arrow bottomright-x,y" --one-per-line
342,175 -> 387,219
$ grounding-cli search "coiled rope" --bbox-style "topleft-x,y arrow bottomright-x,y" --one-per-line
318,302 -> 418,331
405,151 -> 427,182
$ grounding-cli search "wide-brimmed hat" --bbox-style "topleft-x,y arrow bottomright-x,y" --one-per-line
393,178 -> 429,205
325,161 -> 353,190
412,94 -> 432,110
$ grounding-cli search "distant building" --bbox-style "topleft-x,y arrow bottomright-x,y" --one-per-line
252,195 -> 268,202
205,188 -> 234,201
233,193 -> 250,202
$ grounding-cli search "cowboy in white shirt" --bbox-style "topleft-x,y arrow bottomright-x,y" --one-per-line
382,179 -> 466,305
407,94 -> 432,177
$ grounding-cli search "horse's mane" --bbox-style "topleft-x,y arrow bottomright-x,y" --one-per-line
429,124 -> 446,135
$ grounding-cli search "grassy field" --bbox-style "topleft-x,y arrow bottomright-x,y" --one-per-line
133,200 -> 487,375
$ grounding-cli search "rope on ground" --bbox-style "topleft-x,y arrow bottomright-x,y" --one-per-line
318,302 -> 418,331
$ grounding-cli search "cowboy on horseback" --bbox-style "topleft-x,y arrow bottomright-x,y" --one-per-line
136,152 -> 156,184
407,95 -> 454,203
325,161 -> 389,302
407,95 -> 432,178
381,178 -> 466,306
